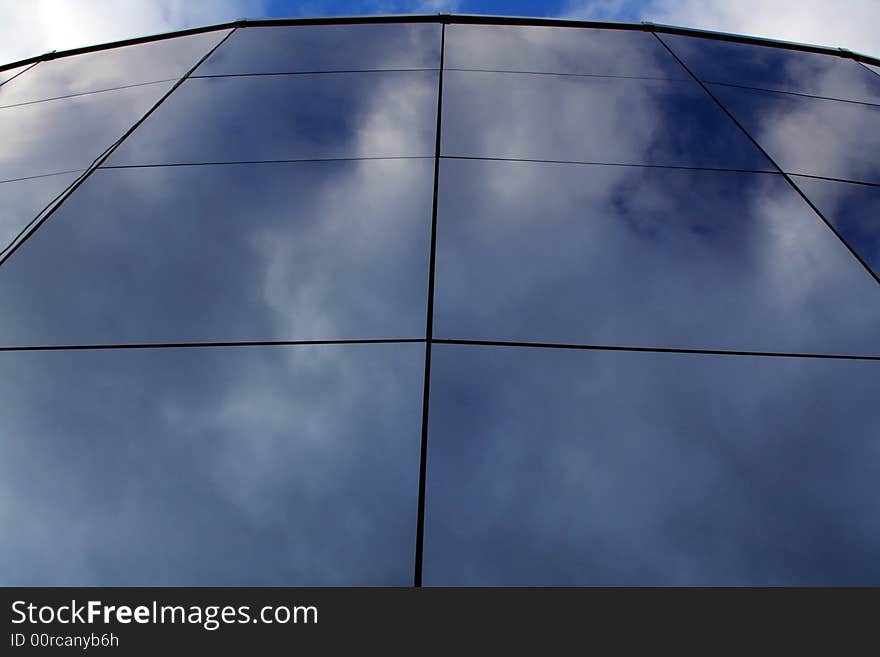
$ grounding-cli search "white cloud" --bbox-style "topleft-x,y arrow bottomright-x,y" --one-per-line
0,0 -> 264,64
563,0 -> 880,57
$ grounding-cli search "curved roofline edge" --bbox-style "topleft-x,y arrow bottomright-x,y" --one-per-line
1,13 -> 878,76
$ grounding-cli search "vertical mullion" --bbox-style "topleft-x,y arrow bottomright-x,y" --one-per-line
413,20 -> 446,588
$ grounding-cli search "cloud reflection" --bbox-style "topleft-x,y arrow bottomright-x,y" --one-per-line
434,159 -> 880,355
107,71 -> 438,165
441,70 -> 772,169
0,171 -> 78,251
425,344 -> 880,585
445,23 -> 689,79
195,23 -> 441,76
1,21 -> 878,587
0,81 -> 175,182
0,343 -> 423,585
662,33 -> 880,104
0,159 -> 433,345
791,176 -> 880,279
711,84 -> 880,184
0,31 -> 226,108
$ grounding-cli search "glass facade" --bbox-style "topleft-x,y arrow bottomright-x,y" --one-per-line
0,18 -> 878,586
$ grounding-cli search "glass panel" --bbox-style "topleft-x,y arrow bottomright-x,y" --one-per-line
0,31 -> 227,108
0,81 -> 173,181
0,171 -> 79,251
793,176 -> 880,279
195,23 -> 441,76
710,84 -> 880,184
434,159 -> 880,355
445,24 -> 687,79
864,62 -> 880,77
424,344 -> 880,585
661,34 -> 880,104
108,71 -> 438,165
0,342 -> 423,585
0,64 -> 29,86
0,160 -> 432,346
441,71 -> 773,169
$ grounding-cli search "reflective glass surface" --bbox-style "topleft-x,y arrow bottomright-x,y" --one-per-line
445,24 -> 687,79
108,71 -> 438,165
196,23 -> 441,75
0,81 -> 174,181
2,19 -> 879,588
0,160 -> 433,346
0,171 -> 79,251
424,345 -> 880,585
442,71 -> 772,169
792,176 -> 880,279
711,84 -> 880,183
0,64 -> 29,86
661,34 -> 880,104
435,159 -> 880,355
865,62 -> 880,77
0,343 -> 423,585
0,31 -> 227,108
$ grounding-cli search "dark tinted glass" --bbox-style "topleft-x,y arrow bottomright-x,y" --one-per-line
424,344 -> 880,585
661,34 -> 880,103
108,72 -> 437,165
434,159 -> 880,355
711,84 -> 880,183
0,81 -> 173,181
0,343 -> 423,585
441,71 -> 772,169
0,31 -> 226,108
445,24 -> 686,79
196,23 -> 440,75
0,160 -> 433,346
0,64 -> 29,86
793,176 -> 880,279
0,171 -> 79,251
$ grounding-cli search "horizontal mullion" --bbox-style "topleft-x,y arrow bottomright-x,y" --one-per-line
440,155 -> 781,175
702,79 -> 880,108
0,78 -> 174,111
190,68 -> 440,79
99,156 -> 434,170
0,338 -> 426,352
787,172 -> 880,189
3,337 -> 877,361
444,67 -> 685,82
0,169 -> 83,185
433,338 -> 880,361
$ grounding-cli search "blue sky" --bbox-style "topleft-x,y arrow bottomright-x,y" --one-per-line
2,0 -> 879,65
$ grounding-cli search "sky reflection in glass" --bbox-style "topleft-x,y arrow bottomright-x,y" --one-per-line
0,343 -> 424,585
435,159 -> 880,355
1,19 -> 879,588
425,344 -> 880,585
